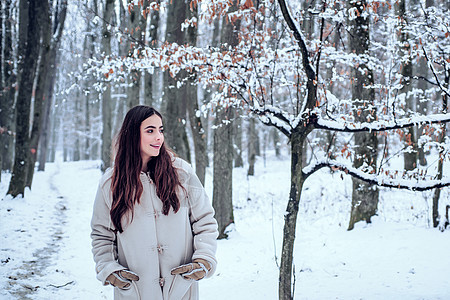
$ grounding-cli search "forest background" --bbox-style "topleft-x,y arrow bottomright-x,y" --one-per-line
1,0 -> 450,299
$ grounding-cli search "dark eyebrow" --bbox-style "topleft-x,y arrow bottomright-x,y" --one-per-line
144,125 -> 163,130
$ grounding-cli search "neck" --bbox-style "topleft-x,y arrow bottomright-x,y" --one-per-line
141,158 -> 149,172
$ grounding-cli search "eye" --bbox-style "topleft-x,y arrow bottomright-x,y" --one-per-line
147,129 -> 153,133
160,129 -> 164,134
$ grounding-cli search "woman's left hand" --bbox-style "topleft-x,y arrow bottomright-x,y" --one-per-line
170,258 -> 211,280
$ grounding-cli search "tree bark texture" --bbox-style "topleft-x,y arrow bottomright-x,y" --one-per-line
0,0 -> 16,172
348,0 -> 379,230
26,0 -> 51,187
414,0 -> 432,166
278,129 -> 305,300
185,0 -> 207,184
7,0 -> 40,197
27,0 -> 67,186
248,117 -> 256,176
233,115 -> 244,168
432,68 -> 449,227
163,0 -> 190,161
144,3 -> 159,106
126,2 -> 146,109
397,0 -> 418,171
212,107 -> 234,239
100,0 -> 115,172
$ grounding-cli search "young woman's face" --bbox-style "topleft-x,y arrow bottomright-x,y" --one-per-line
140,114 -> 164,165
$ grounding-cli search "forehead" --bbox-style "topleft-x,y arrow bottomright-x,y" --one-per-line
140,114 -> 163,129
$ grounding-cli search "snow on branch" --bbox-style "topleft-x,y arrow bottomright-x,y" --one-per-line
277,0 -> 315,81
253,106 -> 292,137
314,113 -> 450,132
303,159 -> 450,191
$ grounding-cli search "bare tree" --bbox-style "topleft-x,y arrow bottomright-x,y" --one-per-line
100,0 -> 115,172
0,0 -> 16,173
27,0 -> 67,186
163,0 -> 190,160
212,0 -> 241,238
7,0 -> 40,197
347,0 -> 379,230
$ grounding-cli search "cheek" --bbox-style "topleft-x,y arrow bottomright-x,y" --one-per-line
140,134 -> 150,146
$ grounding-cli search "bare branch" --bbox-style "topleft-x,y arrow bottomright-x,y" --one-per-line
422,47 -> 450,98
303,160 -> 450,191
277,0 -> 315,82
313,113 -> 450,132
252,108 -> 292,137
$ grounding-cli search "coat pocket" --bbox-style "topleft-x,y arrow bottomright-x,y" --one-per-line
168,275 -> 193,300
114,281 -> 140,300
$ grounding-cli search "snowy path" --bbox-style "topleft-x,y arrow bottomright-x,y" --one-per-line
1,155 -> 450,299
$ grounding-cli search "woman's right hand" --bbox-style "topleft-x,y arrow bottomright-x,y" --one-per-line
106,270 -> 140,289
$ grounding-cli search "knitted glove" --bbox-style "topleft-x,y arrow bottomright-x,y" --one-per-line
106,270 -> 139,289
170,258 -> 211,281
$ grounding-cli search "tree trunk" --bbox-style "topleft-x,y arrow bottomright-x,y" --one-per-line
397,0 -> 417,171
185,0 -> 207,184
163,0 -> 190,160
348,0 -> 379,230
415,0 -> 432,166
0,0 -> 16,172
100,0 -> 115,172
432,67 -> 449,227
234,114 -> 244,167
212,107 -> 234,238
37,72 -> 57,171
7,0 -> 40,197
279,129 -> 305,300
248,117 -> 256,175
126,2 -> 146,109
26,0 -> 51,188
273,128 -> 281,158
212,0 -> 241,238
73,94 -> 81,161
27,0 -> 67,186
144,1 -> 159,106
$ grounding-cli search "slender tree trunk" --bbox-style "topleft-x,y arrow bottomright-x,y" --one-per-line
212,0 -> 240,238
36,1 -> 67,171
348,0 -> 379,230
397,0 -> 417,171
37,73 -> 57,171
144,4 -> 159,106
0,0 -> 16,172
100,0 -> 115,172
415,0 -> 432,166
27,0 -> 67,186
73,94 -> 81,161
248,117 -> 256,175
234,115 -> 244,167
163,0 -> 190,160
279,129 -> 306,300
273,128 -> 281,158
26,0 -> 51,187
185,1 -> 207,184
212,107 -> 234,238
126,2 -> 146,109
432,69 -> 449,227
7,0 -> 40,197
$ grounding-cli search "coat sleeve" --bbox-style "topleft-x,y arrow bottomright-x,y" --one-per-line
90,180 -> 126,285
184,163 -> 219,278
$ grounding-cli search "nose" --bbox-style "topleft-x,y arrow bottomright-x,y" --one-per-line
156,131 -> 162,140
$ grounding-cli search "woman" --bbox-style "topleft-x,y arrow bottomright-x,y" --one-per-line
91,105 -> 218,300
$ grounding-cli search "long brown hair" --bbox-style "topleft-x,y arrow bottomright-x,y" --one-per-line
110,105 -> 182,233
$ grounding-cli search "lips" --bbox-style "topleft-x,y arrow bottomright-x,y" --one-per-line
150,144 -> 161,149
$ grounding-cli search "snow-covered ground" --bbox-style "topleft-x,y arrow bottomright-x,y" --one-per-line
1,152 -> 449,299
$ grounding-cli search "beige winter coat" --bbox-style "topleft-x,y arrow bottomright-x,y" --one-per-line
91,157 -> 218,300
